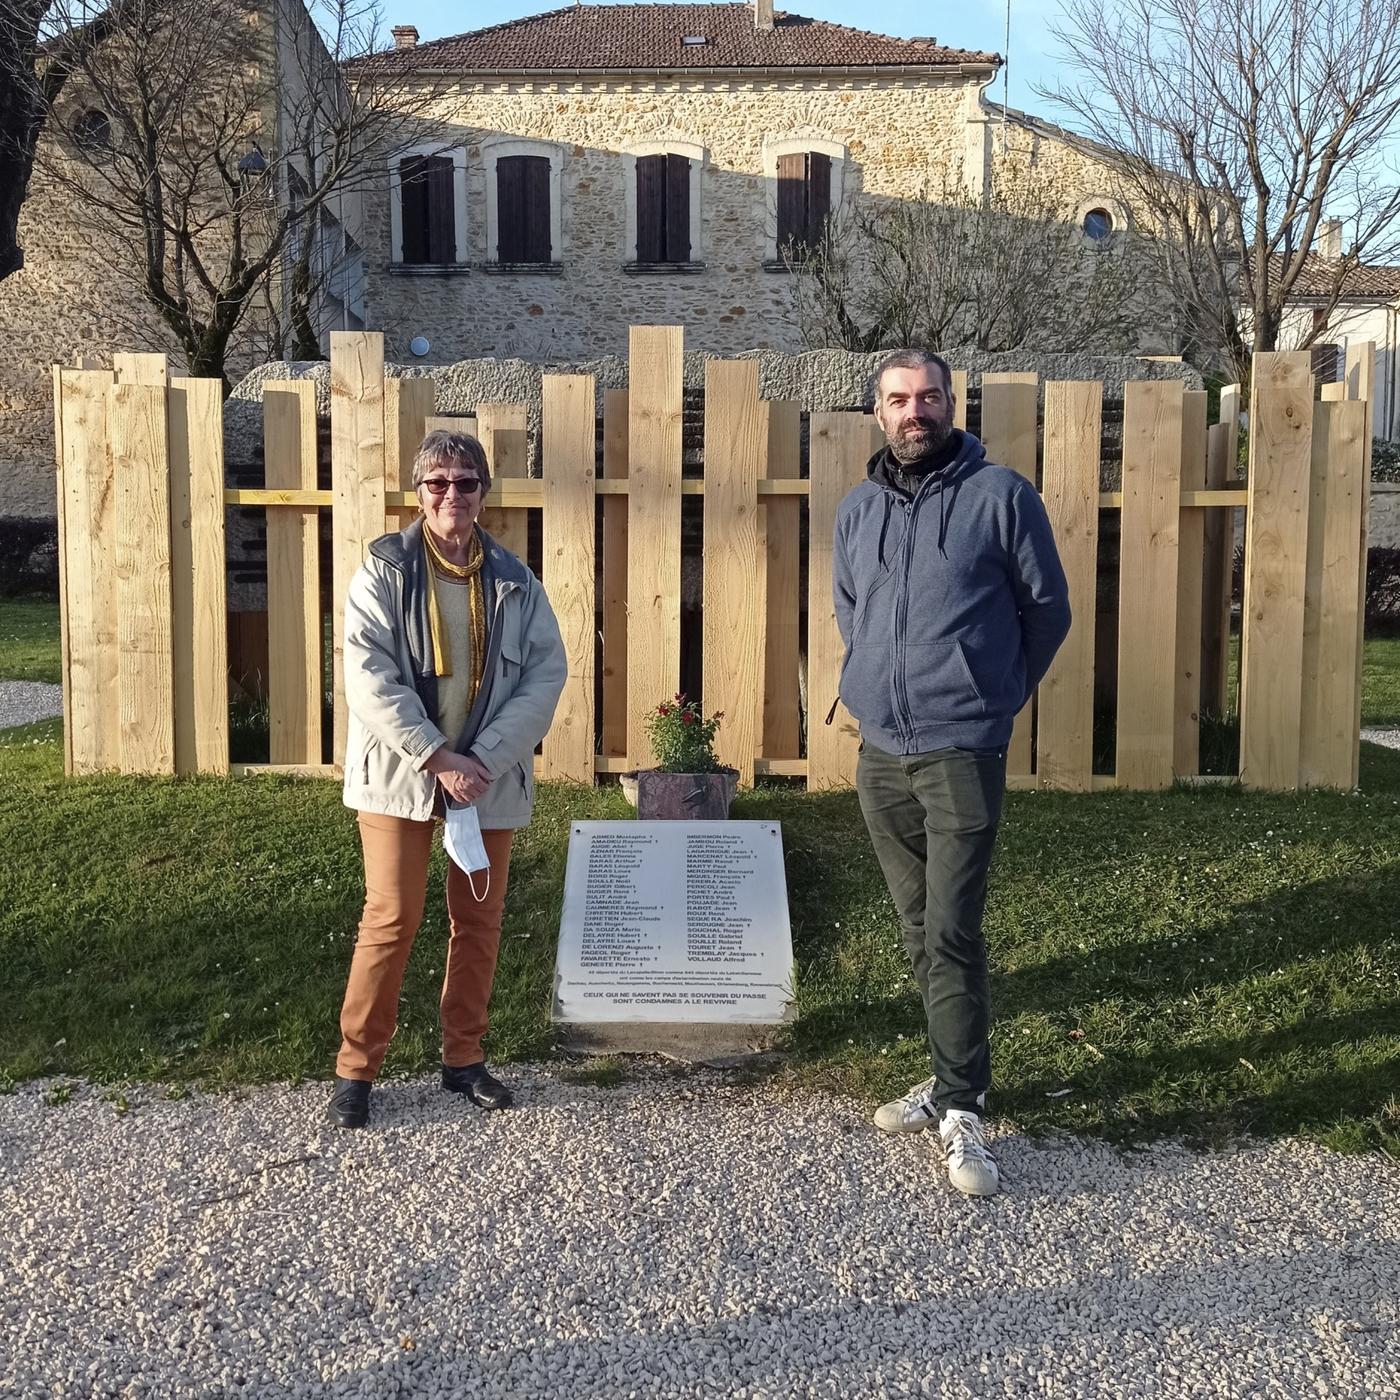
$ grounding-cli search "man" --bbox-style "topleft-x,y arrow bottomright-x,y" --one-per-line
833,349 -> 1070,1197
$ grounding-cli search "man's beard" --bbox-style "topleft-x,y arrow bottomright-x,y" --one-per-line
886,413 -> 954,466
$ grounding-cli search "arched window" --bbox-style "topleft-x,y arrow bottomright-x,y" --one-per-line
74,109 -> 111,153
623,141 -> 706,270
762,136 -> 848,267
481,138 -> 564,269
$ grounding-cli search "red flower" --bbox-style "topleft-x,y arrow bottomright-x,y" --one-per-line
681,712 -> 696,725
674,692 -> 686,704
657,704 -> 671,716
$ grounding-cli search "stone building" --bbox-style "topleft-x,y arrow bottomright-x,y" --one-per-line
355,1 -> 1155,366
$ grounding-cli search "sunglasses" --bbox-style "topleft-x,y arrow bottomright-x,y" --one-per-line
420,476 -> 484,497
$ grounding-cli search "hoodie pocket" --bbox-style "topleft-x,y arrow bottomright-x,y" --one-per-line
903,641 -> 986,724
839,644 -> 898,731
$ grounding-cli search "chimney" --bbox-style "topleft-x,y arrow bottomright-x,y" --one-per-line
1318,218 -> 1342,260
754,0 -> 774,32
391,24 -> 419,50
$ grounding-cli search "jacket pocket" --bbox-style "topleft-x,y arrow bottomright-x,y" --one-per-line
839,643 -> 898,731
903,641 -> 986,724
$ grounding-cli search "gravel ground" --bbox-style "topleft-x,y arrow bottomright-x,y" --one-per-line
1362,727 -> 1400,751
0,681 -> 62,730
2,1069 -> 1397,1400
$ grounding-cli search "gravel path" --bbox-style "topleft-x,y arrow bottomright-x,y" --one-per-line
1362,727 -> 1400,751
0,680 -> 62,730
2,1070 -> 1397,1399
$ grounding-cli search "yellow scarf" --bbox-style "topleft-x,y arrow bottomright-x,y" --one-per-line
423,525 -> 487,709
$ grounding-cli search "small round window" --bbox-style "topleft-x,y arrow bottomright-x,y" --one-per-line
1082,208 -> 1114,241
74,109 -> 111,152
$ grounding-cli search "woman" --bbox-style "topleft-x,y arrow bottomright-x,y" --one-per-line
328,430 -> 566,1130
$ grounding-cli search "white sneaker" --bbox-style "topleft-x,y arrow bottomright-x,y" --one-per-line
873,1074 -> 939,1134
939,1109 -> 1000,1197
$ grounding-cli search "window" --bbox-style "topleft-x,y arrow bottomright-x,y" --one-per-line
481,139 -> 564,271
73,109 -> 111,153
776,151 -> 832,260
1082,207 -> 1114,241
636,153 -> 692,264
389,145 -> 468,269
495,155 -> 552,263
399,154 -> 455,265
762,136 -> 846,268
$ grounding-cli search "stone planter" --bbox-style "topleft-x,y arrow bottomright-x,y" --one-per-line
621,768 -> 739,819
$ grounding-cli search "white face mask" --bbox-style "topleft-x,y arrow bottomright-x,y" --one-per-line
444,802 -> 491,902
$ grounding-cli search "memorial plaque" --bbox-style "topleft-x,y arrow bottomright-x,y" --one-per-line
552,821 -> 795,1045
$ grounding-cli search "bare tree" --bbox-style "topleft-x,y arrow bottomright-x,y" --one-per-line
787,165 -> 1142,355
18,0 -> 434,386
1045,0 -> 1400,381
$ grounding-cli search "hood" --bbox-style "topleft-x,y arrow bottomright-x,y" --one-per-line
864,430 -> 990,560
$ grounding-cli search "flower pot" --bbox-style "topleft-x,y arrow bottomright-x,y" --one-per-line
626,768 -> 738,820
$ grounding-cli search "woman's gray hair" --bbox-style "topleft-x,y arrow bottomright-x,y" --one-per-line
411,430 -> 492,492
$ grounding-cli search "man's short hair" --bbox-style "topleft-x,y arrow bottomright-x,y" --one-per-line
411,430 -> 492,492
870,349 -> 954,404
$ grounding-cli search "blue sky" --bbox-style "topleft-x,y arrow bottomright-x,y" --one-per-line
384,0 -> 1061,113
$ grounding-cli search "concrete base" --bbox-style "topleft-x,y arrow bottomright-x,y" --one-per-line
554,1020 -> 790,1065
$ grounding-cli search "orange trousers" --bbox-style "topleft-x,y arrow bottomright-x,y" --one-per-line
336,811 -> 514,1081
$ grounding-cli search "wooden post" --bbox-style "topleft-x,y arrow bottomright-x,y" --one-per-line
330,332 -> 387,771
625,325 -> 684,771
1037,382 -> 1101,791
702,359 -> 766,787
386,377 -> 434,527
1240,352 -> 1314,789
1345,342 -> 1375,787
264,381 -> 322,765
478,403 -> 531,563
1116,380 -> 1183,789
1173,389 -> 1209,775
601,389 -> 629,758
761,400 -> 801,759
541,375 -> 597,782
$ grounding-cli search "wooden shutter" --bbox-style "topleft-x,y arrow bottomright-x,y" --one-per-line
664,154 -> 691,263
636,154 -> 666,263
522,155 -> 552,262
807,152 -> 832,246
776,151 -> 805,256
399,156 -> 429,264
425,157 -> 455,263
498,154 -> 552,262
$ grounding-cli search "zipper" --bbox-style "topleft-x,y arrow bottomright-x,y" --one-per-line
892,470 -> 941,747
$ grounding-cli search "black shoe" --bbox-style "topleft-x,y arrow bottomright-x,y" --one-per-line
327,1076 -> 371,1129
442,1061 -> 513,1110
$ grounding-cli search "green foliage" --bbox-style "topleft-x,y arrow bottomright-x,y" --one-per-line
642,694 -> 724,774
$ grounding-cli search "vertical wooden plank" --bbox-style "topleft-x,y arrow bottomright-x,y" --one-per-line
1037,382 -> 1101,791
180,378 -> 229,774
386,376 -> 434,526
761,400 -> 801,759
51,367 -> 74,775
1117,380 -> 1183,789
58,369 -> 118,772
1240,352 -> 1314,790
113,353 -> 168,386
478,403 -> 531,561
167,383 -> 197,775
625,325 -> 684,771
111,381 -> 175,775
951,369 -> 968,431
264,381 -> 321,765
1173,390 -> 1209,775
424,414 -> 477,438
601,389 -> 629,758
1345,342 -> 1375,788
1300,401 -> 1368,788
1201,384 -> 1240,717
331,332 -> 387,770
702,359 -> 765,787
808,412 -> 882,789
981,374 -> 1039,776
541,375 -> 597,782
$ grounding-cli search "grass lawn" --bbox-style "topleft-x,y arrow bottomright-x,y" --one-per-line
0,598 -> 61,684
2,598 -> 1398,1156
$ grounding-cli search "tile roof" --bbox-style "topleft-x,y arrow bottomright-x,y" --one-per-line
1286,254 -> 1400,300
357,4 -> 999,74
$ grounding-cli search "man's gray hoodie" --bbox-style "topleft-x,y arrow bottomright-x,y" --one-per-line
833,429 -> 1071,756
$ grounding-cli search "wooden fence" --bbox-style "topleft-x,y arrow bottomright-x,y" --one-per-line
52,330 -> 1374,792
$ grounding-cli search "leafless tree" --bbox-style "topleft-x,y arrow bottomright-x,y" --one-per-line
10,0 -> 437,387
787,166 -> 1142,355
1045,0 -> 1400,381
